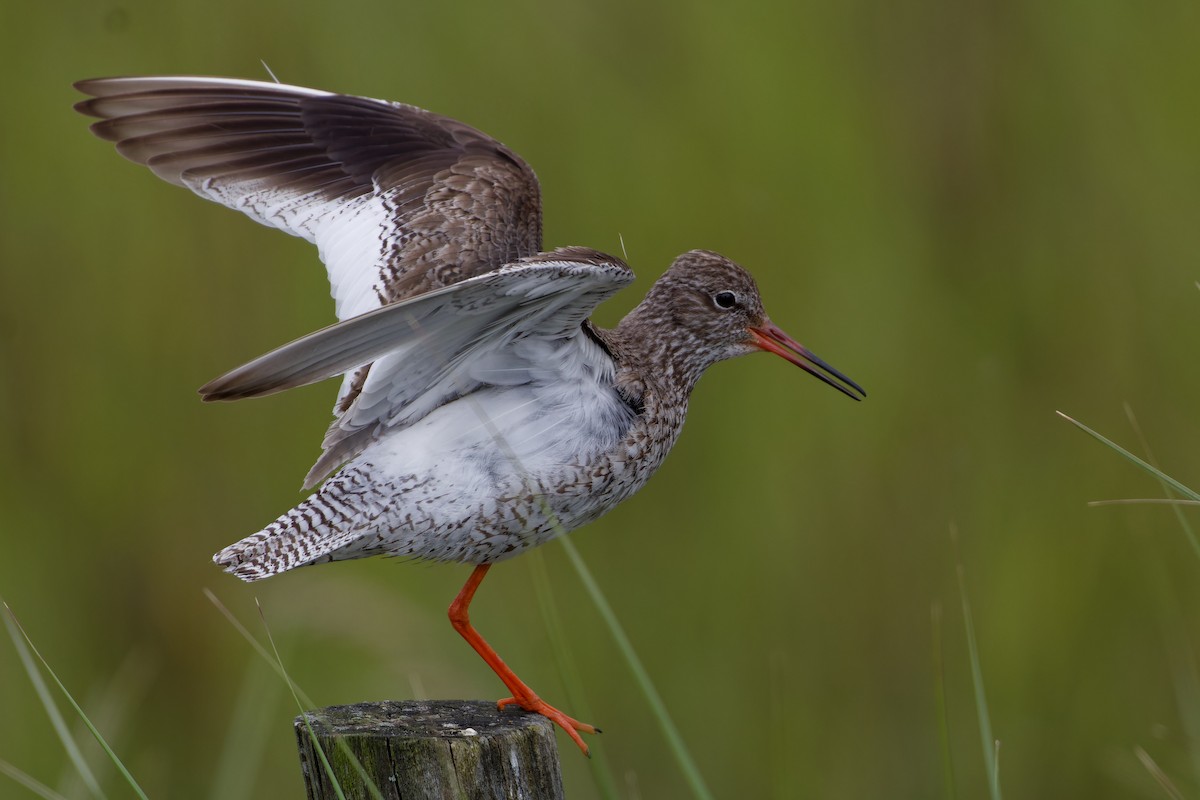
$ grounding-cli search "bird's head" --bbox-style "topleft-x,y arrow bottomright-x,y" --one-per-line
635,249 -> 865,400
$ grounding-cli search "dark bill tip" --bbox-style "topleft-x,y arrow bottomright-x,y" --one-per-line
748,323 -> 866,401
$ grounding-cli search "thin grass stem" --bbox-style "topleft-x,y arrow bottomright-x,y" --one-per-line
1056,412 -> 1200,504
1119,403 -> 1200,561
205,590 -> 384,800
2,610 -> 104,800
204,589 -> 308,697
931,601 -> 956,800
1121,405 -> 1200,787
950,529 -> 1001,800
1134,746 -> 1186,800
558,536 -> 715,800
254,601 -> 355,800
209,654 -> 284,800
527,549 -> 621,798
2,603 -> 146,800
1087,499 -> 1200,507
0,759 -> 70,800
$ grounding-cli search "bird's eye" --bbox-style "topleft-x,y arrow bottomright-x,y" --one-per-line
713,291 -> 737,309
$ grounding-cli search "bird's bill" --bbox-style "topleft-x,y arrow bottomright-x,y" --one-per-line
748,322 -> 866,401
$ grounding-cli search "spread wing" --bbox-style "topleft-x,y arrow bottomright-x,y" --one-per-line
75,75 -> 543,410
199,251 -> 634,487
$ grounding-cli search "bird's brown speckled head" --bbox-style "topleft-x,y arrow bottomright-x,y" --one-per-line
616,250 -> 865,400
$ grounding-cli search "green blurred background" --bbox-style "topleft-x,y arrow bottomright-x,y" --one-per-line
3,0 -> 1200,797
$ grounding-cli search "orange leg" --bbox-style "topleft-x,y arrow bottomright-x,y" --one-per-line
448,563 -> 599,755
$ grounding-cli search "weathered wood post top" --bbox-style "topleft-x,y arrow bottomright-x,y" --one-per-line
296,700 -> 565,799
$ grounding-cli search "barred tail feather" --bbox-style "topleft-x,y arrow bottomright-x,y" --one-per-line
213,470 -> 372,581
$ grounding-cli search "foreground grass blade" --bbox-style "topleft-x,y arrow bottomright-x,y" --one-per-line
0,758 -> 69,800
1071,405 -> 1200,790
204,590 -> 382,800
931,602 -> 956,800
558,536 -> 715,800
1056,412 -> 1200,502
1119,403 -> 1200,562
1135,746 -> 1186,800
1121,404 -> 1200,785
254,601 -> 355,800
3,603 -> 147,800
3,608 -> 103,799
1149,559 -> 1200,790
950,531 -> 1002,800
209,654 -> 284,800
203,589 -> 314,702
527,549 -> 620,798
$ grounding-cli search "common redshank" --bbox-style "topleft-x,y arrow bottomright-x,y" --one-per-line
75,76 -> 864,754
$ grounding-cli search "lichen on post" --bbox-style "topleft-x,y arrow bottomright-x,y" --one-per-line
295,700 -> 564,799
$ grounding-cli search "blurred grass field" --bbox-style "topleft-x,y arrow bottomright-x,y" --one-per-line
3,0 -> 1200,797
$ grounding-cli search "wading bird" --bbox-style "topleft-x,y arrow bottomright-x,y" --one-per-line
76,76 -> 864,754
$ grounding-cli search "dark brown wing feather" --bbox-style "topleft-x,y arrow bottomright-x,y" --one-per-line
74,77 -> 542,306
75,76 -> 545,412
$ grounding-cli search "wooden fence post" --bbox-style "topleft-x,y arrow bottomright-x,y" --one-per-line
295,700 -> 564,799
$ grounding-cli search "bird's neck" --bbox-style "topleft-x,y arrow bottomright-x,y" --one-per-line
589,308 -> 709,407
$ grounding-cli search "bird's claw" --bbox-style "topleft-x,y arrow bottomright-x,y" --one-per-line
497,695 -> 599,756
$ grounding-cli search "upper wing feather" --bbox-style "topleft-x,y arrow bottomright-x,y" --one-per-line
75,76 -> 543,409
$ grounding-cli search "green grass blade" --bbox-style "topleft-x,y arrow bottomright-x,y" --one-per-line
0,758 -> 70,800
1056,412 -> 1200,502
1087,499 -> 1200,507
951,538 -> 1002,800
2,607 -> 104,800
56,650 -> 153,800
253,600 -> 355,800
558,536 -> 715,800
1150,562 -> 1200,790
1134,746 -> 1186,800
203,589 -> 314,701
1120,403 -> 1200,562
2,603 -> 146,800
526,549 -> 620,798
1122,401 -> 1200,786
931,601 -> 956,800
208,655 -> 284,800
204,590 -> 384,800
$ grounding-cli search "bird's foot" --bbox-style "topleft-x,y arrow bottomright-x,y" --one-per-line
498,694 -> 600,756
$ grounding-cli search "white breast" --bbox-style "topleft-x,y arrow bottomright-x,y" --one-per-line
367,342 -> 634,494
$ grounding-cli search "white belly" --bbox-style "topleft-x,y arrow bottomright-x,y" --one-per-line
324,376 -> 641,562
